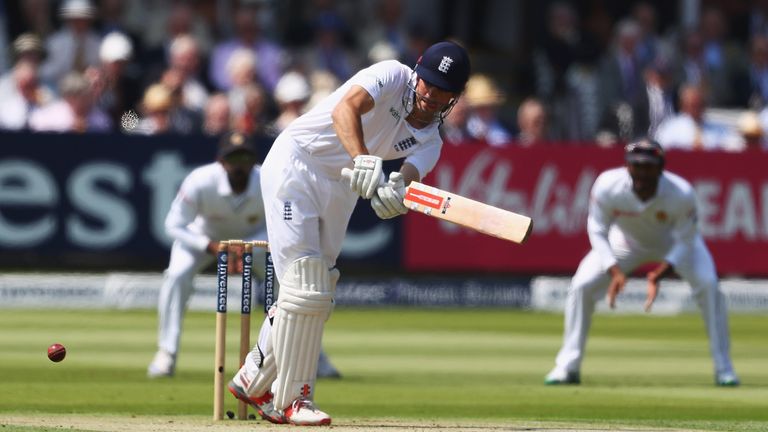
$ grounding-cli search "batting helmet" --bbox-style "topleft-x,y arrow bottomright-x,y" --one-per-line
414,41 -> 471,93
625,138 -> 665,165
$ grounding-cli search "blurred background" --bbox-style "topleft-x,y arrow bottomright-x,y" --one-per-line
1,0 -> 766,312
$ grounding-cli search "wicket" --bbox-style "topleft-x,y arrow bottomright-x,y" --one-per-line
212,239 -> 274,421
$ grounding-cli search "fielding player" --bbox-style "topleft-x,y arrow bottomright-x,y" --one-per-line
148,132 -> 340,380
227,41 -> 471,425
545,138 -> 740,387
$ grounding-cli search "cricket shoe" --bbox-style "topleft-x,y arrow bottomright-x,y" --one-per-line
283,397 -> 331,426
147,350 -> 175,378
715,371 -> 740,387
544,368 -> 581,385
227,380 -> 285,424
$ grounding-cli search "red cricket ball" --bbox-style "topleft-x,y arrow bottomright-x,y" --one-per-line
47,343 -> 66,362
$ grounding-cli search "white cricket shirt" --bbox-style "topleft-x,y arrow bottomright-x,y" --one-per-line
165,162 -> 266,251
282,60 -> 443,179
588,167 -> 699,271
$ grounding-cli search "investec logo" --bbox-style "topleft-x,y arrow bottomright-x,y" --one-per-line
216,252 -> 228,313
241,254 -> 252,313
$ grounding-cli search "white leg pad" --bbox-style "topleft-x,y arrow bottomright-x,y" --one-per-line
271,257 -> 335,410
235,315 -> 278,397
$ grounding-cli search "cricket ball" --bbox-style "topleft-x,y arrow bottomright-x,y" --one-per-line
47,343 -> 66,362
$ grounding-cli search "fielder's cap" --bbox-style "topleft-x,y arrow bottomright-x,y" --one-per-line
60,0 -> 96,19
414,41 -> 471,93
625,138 -> 665,164
218,131 -> 257,157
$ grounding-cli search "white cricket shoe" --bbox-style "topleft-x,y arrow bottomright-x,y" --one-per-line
147,350 -> 175,378
228,380 -> 285,424
716,371 -> 740,387
317,350 -> 341,379
544,368 -> 581,385
283,397 -> 331,426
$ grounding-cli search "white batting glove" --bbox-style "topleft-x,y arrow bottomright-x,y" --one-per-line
370,172 -> 408,219
349,155 -> 385,199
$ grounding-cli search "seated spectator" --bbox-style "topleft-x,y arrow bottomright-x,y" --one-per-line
738,111 -> 766,151
232,83 -> 270,137
464,74 -> 513,146
164,34 -> 209,113
209,3 -> 285,92
86,31 -> 142,130
29,71 -> 111,133
298,11 -> 360,83
655,84 -> 741,151
272,71 -> 311,132
516,97 -> 550,146
440,96 -> 473,146
0,34 -> 54,130
133,83 -> 174,135
155,74 -> 202,135
39,0 -> 101,87
305,70 -> 340,111
203,93 -> 232,136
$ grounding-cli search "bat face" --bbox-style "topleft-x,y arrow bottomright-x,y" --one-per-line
404,182 -> 533,244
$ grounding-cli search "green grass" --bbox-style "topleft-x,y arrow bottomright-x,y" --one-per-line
0,308 -> 766,431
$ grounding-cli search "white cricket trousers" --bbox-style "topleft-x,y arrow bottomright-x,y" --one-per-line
553,236 -> 736,377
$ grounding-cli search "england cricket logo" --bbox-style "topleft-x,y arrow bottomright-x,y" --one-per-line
438,56 -> 454,73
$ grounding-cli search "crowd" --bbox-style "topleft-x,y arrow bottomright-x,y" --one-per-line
1,0 -> 768,152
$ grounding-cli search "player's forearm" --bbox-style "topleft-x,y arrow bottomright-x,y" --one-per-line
332,85 -> 375,159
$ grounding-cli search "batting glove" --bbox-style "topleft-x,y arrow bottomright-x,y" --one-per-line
371,172 -> 408,219
349,155 -> 385,199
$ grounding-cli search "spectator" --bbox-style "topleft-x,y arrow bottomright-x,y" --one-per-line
209,3 -> 285,92
202,92 -> 231,137
133,83 -> 174,135
596,19 -> 648,144
298,11 -> 360,83
232,83 -> 270,138
272,71 -> 311,132
157,72 -> 203,135
645,56 -> 677,137
738,110 -> 766,151
0,33 -> 53,130
358,0 -> 409,63
86,31 -> 142,129
532,1 -> 601,140
165,34 -> 209,113
632,2 -> 666,68
698,7 -> 745,107
742,34 -> 768,109
440,96 -> 473,146
655,84 -> 741,151
29,71 -> 111,133
305,70 -> 340,111
39,0 -> 101,87
516,97 -> 550,146
224,48 -> 272,135
464,74 -> 513,147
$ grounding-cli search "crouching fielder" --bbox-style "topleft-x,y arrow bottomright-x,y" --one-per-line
545,138 -> 739,387
227,41 -> 471,425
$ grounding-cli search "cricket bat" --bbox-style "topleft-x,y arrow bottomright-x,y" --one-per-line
341,168 -> 533,244
403,180 -> 533,244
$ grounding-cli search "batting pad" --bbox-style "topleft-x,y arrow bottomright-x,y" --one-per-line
238,315 -> 277,397
271,257 -> 335,410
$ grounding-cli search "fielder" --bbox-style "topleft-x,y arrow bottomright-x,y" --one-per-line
148,132 -> 340,379
544,138 -> 740,387
227,41 -> 471,425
